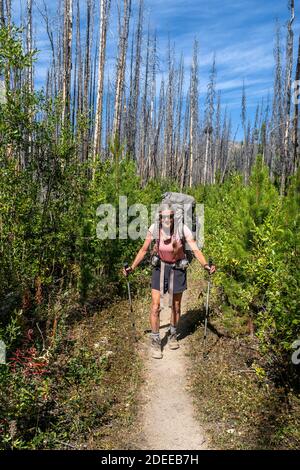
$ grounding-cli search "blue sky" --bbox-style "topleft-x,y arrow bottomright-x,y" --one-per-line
12,0 -> 300,140
145,0 -> 300,138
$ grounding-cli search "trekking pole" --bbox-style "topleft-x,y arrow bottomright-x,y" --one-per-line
123,262 -> 137,343
203,258 -> 213,359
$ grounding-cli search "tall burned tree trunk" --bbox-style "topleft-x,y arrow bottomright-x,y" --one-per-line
113,0 -> 132,141
5,0 -> 11,27
213,91 -> 221,183
71,1 -> 78,129
82,0 -> 92,160
271,24 -> 284,183
293,35 -> 300,174
90,34 -> 98,136
127,0 -> 143,159
155,79 -> 165,177
203,57 -> 216,184
26,0 -> 33,93
75,0 -> 83,132
181,91 -> 190,189
24,0 -> 33,169
105,74 -> 112,157
3,0 -> 11,93
62,0 -> 73,126
241,81 -> 248,182
39,2 -> 58,98
281,0 -> 295,194
147,31 -> 157,180
220,109 -> 232,183
93,0 -> 111,163
189,41 -> 199,187
164,39 -> 175,179
0,0 -> 5,26
175,54 -> 184,181
140,26 -> 150,181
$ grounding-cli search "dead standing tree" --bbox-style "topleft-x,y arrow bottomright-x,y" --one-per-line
203,56 -> 216,184
281,0 -> 295,194
127,0 -> 143,160
10,0 -> 298,189
75,0 -> 83,132
62,0 -> 73,126
240,80 -> 247,181
213,91 -> 221,183
82,0 -> 92,161
140,25 -> 150,181
0,0 -> 5,26
93,0 -> 111,166
26,0 -> 33,94
163,39 -> 175,179
189,40 -> 199,187
180,89 -> 190,189
24,0 -> 33,170
113,0 -> 132,143
5,0 -> 11,27
146,31 -> 158,181
293,35 -> 300,173
270,24 -> 284,182
174,53 -> 184,182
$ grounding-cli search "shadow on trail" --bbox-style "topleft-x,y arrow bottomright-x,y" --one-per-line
178,306 -> 225,341
143,323 -> 170,334
143,306 -> 226,354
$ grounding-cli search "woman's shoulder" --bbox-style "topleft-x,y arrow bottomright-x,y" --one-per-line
148,223 -> 155,234
181,223 -> 194,241
147,223 -> 160,239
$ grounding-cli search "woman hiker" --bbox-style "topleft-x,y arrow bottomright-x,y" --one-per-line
123,203 -> 216,359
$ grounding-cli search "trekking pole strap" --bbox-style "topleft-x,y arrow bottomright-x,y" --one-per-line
160,260 -> 165,309
159,261 -> 175,309
169,268 -> 174,308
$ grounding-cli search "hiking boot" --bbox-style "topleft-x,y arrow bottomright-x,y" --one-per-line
150,337 -> 162,359
168,332 -> 179,350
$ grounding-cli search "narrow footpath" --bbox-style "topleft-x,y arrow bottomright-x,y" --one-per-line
131,289 -> 208,450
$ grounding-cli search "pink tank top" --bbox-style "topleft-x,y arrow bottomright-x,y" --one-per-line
148,224 -> 193,263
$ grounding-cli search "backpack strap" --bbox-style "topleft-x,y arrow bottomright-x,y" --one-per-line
150,220 -> 160,255
159,260 -> 175,309
168,268 -> 175,308
176,222 -> 187,259
160,260 -> 165,307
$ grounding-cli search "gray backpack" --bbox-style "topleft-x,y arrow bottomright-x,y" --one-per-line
152,191 -> 196,262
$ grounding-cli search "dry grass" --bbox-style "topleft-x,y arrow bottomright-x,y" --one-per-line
184,267 -> 300,450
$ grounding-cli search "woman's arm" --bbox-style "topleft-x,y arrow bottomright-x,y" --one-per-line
187,239 -> 207,266
132,235 -> 152,269
185,237 -> 216,274
123,231 -> 153,275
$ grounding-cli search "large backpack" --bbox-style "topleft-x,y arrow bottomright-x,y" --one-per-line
152,191 -> 197,263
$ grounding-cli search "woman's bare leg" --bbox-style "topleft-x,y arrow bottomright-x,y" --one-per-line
170,292 -> 183,328
150,289 -> 161,333
150,289 -> 163,358
168,292 -> 183,349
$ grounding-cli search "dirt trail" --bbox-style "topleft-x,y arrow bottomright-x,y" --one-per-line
132,289 -> 208,450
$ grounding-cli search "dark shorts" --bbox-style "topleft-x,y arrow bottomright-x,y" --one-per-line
151,264 -> 187,294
